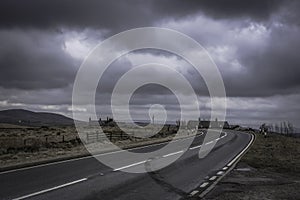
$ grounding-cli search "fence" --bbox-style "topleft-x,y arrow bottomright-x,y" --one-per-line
0,124 -> 199,153
84,125 -> 200,144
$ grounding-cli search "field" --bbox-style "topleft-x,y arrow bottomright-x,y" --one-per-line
0,123 -> 195,169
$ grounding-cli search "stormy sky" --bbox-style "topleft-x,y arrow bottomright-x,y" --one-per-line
0,0 -> 300,128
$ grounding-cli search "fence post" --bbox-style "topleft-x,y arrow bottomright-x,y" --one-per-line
62,135 -> 65,142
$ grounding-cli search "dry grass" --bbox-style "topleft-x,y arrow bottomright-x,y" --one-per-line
0,123 -> 192,169
242,132 -> 300,175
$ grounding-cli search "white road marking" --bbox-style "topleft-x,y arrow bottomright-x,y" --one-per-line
12,178 -> 87,200
220,132 -> 227,139
113,160 -> 147,171
190,190 -> 199,196
114,150 -> 185,171
186,131 -> 227,150
113,131 -> 230,171
216,171 -> 224,176
205,141 -> 214,145
209,176 -> 217,181
162,150 -> 184,158
222,166 -> 228,170
189,145 -> 201,150
200,182 -> 209,188
227,134 -> 254,167
0,132 -> 204,175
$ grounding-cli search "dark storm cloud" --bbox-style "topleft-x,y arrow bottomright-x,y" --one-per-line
0,0 -> 287,31
0,0 -> 297,93
157,0 -> 284,21
0,0 -> 151,31
0,29 -> 77,90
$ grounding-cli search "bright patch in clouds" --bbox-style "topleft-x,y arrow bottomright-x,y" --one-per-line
63,30 -> 105,60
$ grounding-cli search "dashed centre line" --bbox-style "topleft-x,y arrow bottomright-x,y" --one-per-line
113,160 -> 147,171
114,132 -> 228,171
205,141 -> 214,145
189,145 -> 202,150
12,178 -> 88,200
162,150 -> 184,158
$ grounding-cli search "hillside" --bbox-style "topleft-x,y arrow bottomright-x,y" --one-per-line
0,109 -> 74,126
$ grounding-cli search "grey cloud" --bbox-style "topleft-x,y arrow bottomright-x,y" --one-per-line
226,95 -> 300,127
228,23 -> 300,97
162,11 -> 300,97
0,86 -> 72,105
0,29 -> 77,90
157,0 -> 284,22
0,0 -> 287,31
0,1 -> 151,31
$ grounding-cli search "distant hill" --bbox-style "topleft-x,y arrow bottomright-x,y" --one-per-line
0,109 -> 75,126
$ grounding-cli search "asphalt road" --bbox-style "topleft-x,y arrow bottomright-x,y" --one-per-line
0,130 -> 252,200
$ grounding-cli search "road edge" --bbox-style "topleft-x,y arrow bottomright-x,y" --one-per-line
197,131 -> 256,199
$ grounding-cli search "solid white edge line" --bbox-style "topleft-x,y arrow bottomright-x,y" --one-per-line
12,178 -> 88,200
227,134 -> 254,167
0,132 -> 204,175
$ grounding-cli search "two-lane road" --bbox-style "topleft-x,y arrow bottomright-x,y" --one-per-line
0,130 -> 252,200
